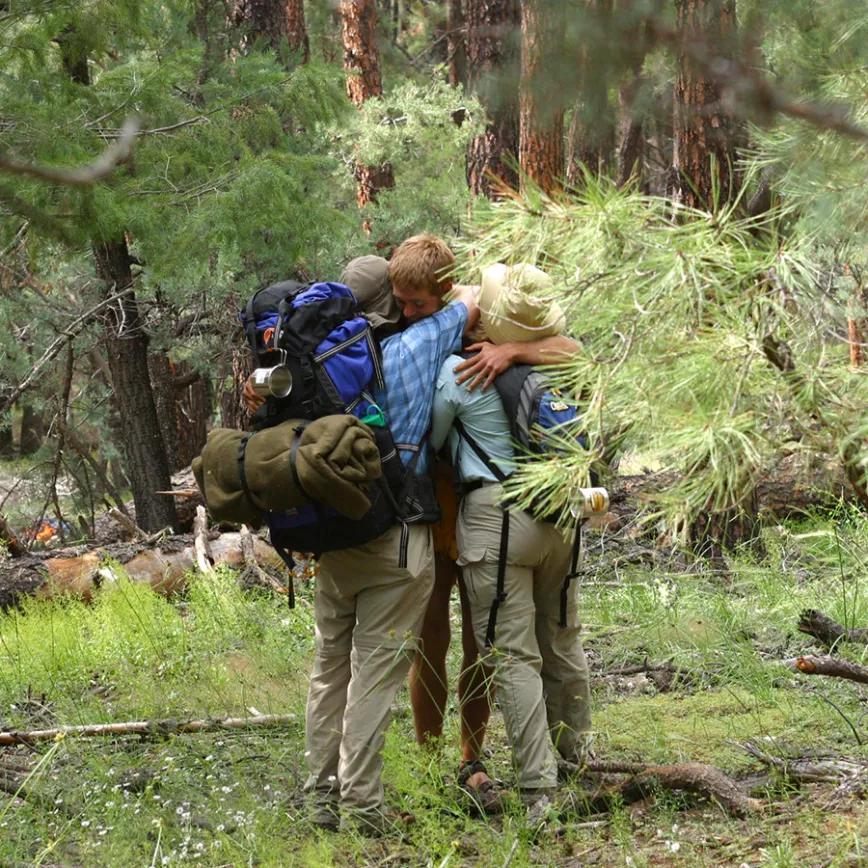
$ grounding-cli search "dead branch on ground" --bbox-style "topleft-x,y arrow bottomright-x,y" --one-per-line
0,713 -> 297,746
742,741 -> 868,784
798,609 -> 868,647
192,505 -> 214,574
239,524 -> 288,597
786,655 -> 868,686
575,759 -> 761,818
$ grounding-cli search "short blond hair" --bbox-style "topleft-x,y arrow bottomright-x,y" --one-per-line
388,233 -> 455,296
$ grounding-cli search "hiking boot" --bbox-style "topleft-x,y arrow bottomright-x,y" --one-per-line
458,759 -> 504,816
308,800 -> 339,832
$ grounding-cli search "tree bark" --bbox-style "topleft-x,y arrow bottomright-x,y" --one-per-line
18,404 -> 44,455
519,0 -> 564,195
465,0 -> 521,197
615,72 -> 646,187
175,367 -> 211,470
340,0 -> 395,208
447,0 -> 467,88
670,0 -> 737,210
148,351 -> 183,473
230,0 -> 310,64
565,0 -> 614,186
93,240 -> 177,533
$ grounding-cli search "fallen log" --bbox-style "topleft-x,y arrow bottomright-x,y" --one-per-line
0,531 -> 286,608
797,609 -> 868,647
0,713 -> 298,745
575,760 -> 761,818
742,741 -> 868,784
787,655 -> 868,686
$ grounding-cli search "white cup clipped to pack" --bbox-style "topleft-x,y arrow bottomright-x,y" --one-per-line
569,487 -> 610,519
250,365 -> 293,399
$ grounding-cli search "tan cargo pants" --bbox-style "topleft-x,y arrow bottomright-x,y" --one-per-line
457,484 -> 592,790
303,523 -> 434,824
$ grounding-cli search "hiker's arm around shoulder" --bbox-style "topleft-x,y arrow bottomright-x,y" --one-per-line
455,334 -> 580,392
450,284 -> 480,336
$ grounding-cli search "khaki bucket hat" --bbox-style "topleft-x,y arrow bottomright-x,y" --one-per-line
479,262 -> 566,344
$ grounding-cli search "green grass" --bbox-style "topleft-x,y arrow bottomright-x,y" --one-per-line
1,515 -> 867,866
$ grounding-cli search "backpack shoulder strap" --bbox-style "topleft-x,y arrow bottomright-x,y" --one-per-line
453,419 -> 510,483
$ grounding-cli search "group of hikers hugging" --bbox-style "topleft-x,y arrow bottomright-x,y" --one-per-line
198,234 -> 594,836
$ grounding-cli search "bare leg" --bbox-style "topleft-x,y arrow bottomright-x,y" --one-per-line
409,553 -> 455,745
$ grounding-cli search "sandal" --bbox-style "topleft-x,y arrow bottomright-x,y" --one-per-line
457,759 -> 504,816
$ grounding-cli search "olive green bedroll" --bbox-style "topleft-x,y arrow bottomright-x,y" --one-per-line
192,416 -> 382,527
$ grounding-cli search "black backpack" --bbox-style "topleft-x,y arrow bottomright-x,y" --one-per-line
237,281 -> 440,595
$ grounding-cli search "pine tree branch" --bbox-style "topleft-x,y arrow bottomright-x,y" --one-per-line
647,19 -> 868,142
0,288 -> 134,414
0,118 -> 139,187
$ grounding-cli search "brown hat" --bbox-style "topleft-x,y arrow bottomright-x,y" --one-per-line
479,262 -> 566,344
340,255 -> 400,329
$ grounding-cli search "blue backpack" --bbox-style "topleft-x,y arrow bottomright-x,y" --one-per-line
239,280 -> 384,425
237,280 -> 440,592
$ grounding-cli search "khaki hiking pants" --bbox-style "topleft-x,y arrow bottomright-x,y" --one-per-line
304,523 -> 434,823
457,484 -> 592,790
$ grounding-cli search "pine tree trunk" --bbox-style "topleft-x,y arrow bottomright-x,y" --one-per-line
148,352 -> 182,473
285,0 -> 310,62
519,0 -> 564,195
465,0 -> 520,197
19,405 -> 44,455
56,28 -> 176,532
93,240 -> 177,532
565,0 -> 614,186
615,71 -> 646,188
175,371 -> 212,470
231,0 -> 309,64
670,0 -> 737,210
447,0 -> 467,88
340,0 -> 395,207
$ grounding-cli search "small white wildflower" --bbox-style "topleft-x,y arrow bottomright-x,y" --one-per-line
665,841 -> 681,853
80,820 -> 91,828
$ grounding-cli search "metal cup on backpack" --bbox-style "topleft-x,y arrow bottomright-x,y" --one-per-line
569,486 -> 610,519
249,365 -> 293,399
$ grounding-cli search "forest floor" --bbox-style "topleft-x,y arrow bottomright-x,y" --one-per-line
1,510 -> 867,866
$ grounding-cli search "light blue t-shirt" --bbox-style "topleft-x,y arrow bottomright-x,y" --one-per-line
430,354 -> 515,483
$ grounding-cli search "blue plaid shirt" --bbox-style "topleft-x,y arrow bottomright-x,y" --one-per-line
373,302 -> 468,472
